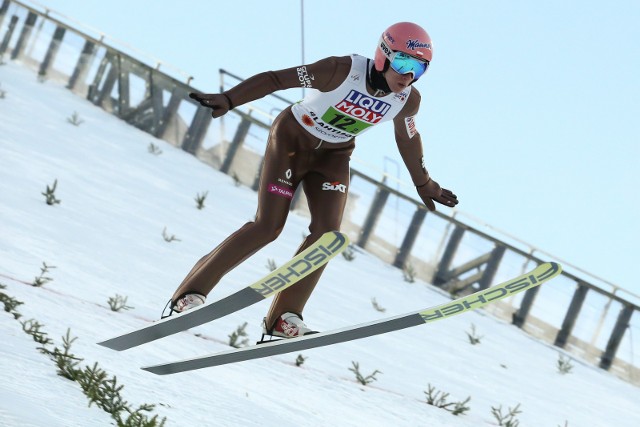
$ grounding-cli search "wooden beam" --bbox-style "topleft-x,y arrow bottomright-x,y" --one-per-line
10,11 -> 37,60
555,283 -> 589,348
38,25 -> 66,78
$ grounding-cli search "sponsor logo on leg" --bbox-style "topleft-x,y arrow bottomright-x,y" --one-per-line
322,181 -> 347,193
277,169 -> 293,187
268,183 -> 294,199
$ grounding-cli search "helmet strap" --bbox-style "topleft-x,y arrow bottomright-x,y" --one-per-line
367,59 -> 391,96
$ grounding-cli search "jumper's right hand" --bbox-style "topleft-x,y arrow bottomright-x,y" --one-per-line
189,92 -> 231,118
416,179 -> 459,211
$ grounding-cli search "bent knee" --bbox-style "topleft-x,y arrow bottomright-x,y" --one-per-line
250,221 -> 284,244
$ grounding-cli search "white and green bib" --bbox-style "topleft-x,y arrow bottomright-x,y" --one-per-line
291,54 -> 411,143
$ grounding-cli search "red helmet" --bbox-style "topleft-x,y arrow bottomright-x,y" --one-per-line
374,22 -> 433,72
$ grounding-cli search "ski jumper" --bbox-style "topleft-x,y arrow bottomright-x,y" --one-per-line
172,54 -> 430,329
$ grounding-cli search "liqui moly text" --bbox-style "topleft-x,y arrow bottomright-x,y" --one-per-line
335,90 -> 391,124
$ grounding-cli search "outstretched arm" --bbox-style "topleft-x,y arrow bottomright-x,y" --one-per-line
393,89 -> 458,211
189,56 -> 351,118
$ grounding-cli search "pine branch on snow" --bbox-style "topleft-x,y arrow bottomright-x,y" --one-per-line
424,383 -> 471,416
349,361 -> 382,386
42,180 -> 61,206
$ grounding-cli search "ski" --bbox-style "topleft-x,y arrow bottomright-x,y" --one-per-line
98,231 -> 349,351
142,262 -> 562,375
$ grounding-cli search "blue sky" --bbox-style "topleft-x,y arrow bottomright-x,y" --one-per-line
28,0 -> 640,297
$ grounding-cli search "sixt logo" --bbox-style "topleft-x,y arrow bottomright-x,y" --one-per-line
322,181 -> 347,193
251,232 -> 347,297
335,90 -> 391,124
406,39 -> 432,51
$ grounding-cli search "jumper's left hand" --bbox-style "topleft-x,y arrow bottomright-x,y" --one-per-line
189,92 -> 231,118
416,179 -> 458,211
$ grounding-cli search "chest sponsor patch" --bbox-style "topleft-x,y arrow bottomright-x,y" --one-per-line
404,115 -> 417,138
320,90 -> 393,136
335,90 -> 391,123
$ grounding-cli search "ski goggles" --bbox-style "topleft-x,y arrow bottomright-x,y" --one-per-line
379,37 -> 430,80
389,51 -> 429,80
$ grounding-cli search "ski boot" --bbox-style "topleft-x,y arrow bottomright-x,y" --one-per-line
259,312 -> 317,343
161,292 -> 206,318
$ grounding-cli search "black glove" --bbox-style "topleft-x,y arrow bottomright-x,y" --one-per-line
189,92 -> 232,118
416,179 -> 458,211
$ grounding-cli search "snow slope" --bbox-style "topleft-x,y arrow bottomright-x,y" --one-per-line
1,60 -> 638,427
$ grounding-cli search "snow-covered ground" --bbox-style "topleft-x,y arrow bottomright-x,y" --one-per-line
1,60 -> 638,427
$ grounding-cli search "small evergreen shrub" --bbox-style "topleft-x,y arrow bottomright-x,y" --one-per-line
349,361 -> 381,386
423,383 -> 471,416
107,295 -> 134,312
162,227 -> 181,242
295,354 -> 307,367
0,284 -> 23,319
371,297 -> 386,313
67,111 -> 84,126
266,259 -> 277,272
342,245 -> 356,261
228,322 -> 249,348
403,263 -> 416,283
148,143 -> 162,155
195,191 -> 208,210
557,353 -> 574,375
32,262 -> 56,287
21,319 -> 53,345
466,323 -> 483,345
42,180 -> 61,205
491,403 -> 522,427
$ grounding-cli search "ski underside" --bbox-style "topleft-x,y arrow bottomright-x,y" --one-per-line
142,262 -> 562,375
